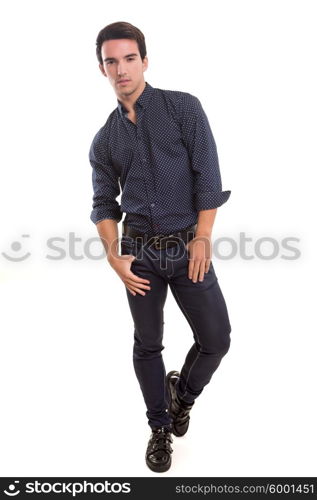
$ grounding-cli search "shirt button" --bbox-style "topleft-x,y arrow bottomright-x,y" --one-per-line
150,203 -> 155,208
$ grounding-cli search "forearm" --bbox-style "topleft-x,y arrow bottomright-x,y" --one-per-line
96,219 -> 119,261
195,208 -> 217,237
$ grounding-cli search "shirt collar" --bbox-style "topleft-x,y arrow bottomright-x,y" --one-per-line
117,81 -> 154,117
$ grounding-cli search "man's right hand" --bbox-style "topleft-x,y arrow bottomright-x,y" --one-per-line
108,254 -> 151,297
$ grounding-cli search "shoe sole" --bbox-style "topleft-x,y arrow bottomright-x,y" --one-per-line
146,456 -> 171,473
166,370 -> 186,437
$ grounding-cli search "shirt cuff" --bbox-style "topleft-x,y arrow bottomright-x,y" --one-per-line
195,190 -> 231,210
90,207 -> 123,225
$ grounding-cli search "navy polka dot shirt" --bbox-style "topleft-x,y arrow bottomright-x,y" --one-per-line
89,82 -> 231,236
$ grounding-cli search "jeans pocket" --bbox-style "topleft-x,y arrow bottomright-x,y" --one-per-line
132,243 -> 143,262
120,237 -> 143,262
120,236 -> 134,256
185,245 -> 191,260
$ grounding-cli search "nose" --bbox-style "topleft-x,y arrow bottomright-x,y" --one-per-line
117,61 -> 128,77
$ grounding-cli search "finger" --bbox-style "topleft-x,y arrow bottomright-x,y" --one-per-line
198,261 -> 206,282
127,283 -> 146,296
135,287 -> 147,296
127,281 -> 150,296
128,270 -> 151,284
125,278 -> 151,290
191,260 -> 201,283
205,258 -> 211,273
188,258 -> 194,279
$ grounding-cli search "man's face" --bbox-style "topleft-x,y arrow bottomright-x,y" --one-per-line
99,38 -> 148,98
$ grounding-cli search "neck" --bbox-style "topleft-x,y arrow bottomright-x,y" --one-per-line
117,80 -> 146,113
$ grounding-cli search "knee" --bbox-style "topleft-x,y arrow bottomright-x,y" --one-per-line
218,321 -> 231,355
201,323 -> 231,356
133,336 -> 164,360
219,331 -> 231,356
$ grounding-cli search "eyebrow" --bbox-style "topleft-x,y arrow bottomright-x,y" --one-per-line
104,53 -> 138,63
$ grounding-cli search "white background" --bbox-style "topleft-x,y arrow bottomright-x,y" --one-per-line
0,0 -> 316,477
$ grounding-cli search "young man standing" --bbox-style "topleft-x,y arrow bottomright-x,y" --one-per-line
89,21 -> 232,473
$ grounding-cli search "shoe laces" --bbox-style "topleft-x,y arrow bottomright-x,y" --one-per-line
148,427 -> 173,454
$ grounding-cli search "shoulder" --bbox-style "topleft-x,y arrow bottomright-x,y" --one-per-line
154,86 -> 202,117
90,109 -> 117,146
89,109 -> 117,160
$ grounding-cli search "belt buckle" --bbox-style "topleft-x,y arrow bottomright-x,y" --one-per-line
153,235 -> 163,250
153,233 -> 175,250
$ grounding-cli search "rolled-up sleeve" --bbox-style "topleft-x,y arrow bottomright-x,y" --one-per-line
89,128 -> 122,224
179,94 -> 231,210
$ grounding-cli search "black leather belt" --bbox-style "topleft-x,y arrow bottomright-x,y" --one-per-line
122,223 -> 197,250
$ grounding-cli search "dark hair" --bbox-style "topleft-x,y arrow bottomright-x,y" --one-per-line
96,21 -> 147,65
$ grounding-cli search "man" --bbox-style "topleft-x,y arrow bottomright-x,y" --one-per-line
89,21 -> 232,473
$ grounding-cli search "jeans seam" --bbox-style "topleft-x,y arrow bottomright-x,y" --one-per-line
169,282 -> 201,401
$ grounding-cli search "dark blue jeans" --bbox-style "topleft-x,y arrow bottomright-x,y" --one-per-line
120,235 -> 232,429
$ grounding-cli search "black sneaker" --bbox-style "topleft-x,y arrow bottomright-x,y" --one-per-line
145,426 -> 173,472
167,370 -> 195,437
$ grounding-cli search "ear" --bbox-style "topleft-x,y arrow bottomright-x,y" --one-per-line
99,63 -> 107,77
142,56 -> 149,72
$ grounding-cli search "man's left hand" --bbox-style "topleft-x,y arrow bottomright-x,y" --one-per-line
185,235 -> 212,283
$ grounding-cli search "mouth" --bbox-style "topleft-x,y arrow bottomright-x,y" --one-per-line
117,79 -> 130,84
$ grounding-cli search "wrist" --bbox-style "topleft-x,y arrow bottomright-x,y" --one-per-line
107,252 -> 120,265
195,230 -> 212,239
